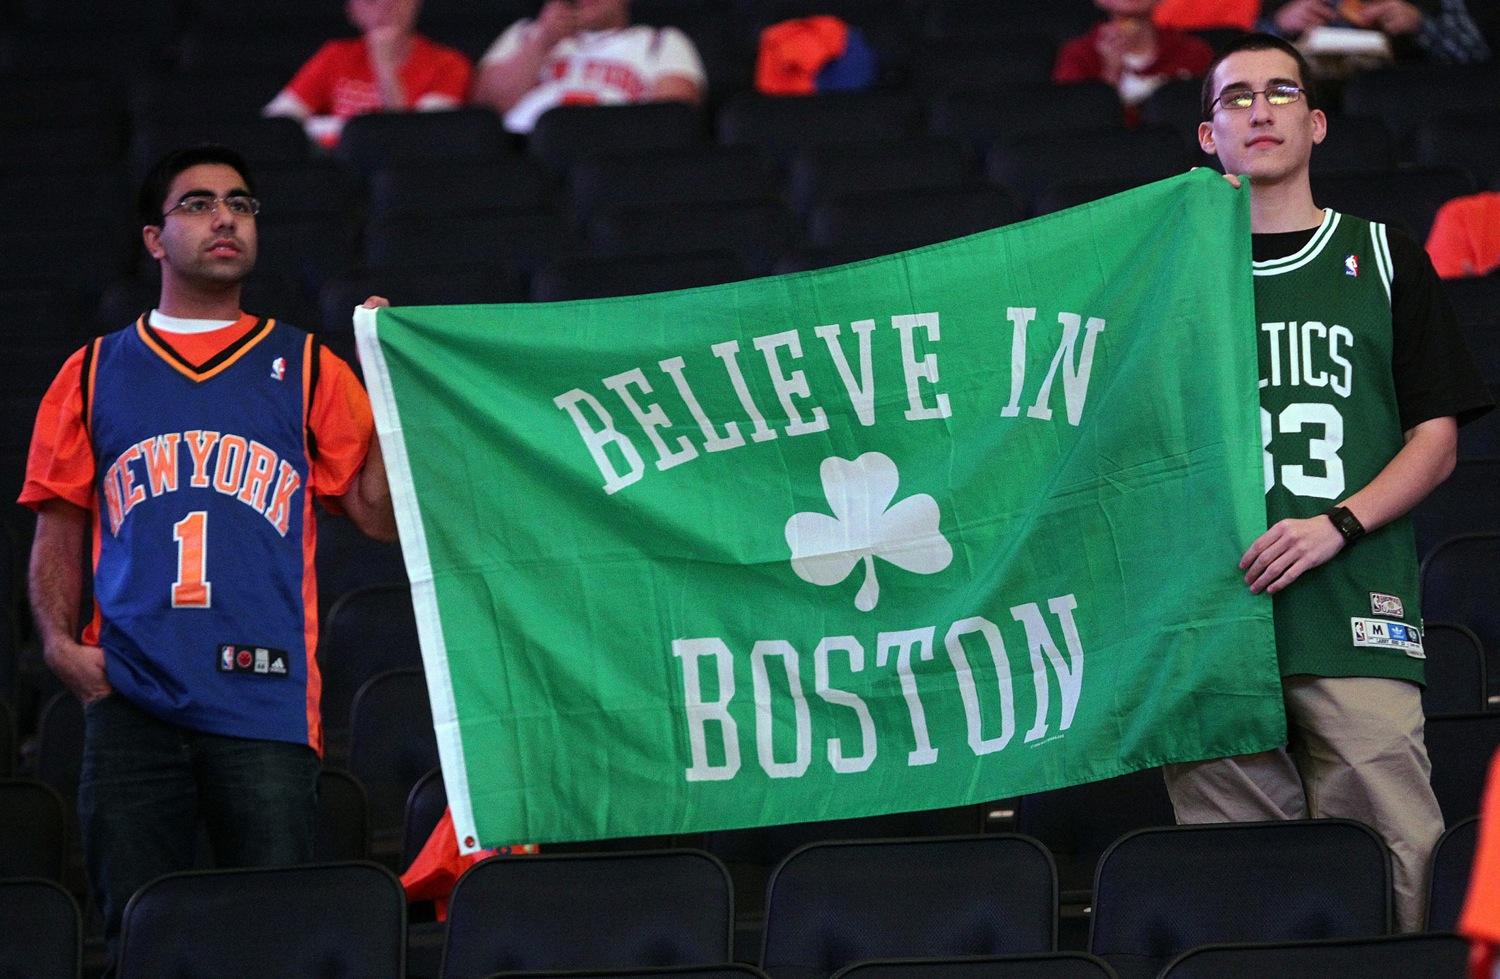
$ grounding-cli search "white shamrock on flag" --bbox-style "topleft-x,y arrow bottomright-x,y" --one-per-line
785,452 -> 953,612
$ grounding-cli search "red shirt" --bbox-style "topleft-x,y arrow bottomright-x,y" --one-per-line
1052,25 -> 1215,86
285,35 -> 473,119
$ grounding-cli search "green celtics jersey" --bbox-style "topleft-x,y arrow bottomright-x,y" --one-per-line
1253,210 -> 1424,684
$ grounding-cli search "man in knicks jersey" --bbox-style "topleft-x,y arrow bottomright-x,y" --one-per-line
471,0 -> 705,134
1161,34 -> 1490,931
20,144 -> 397,960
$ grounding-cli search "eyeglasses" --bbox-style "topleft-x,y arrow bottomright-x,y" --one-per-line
1211,83 -> 1306,112
163,194 -> 261,219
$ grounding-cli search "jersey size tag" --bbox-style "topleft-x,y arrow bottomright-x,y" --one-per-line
1350,618 -> 1424,659
217,644 -> 290,677
1369,592 -> 1404,618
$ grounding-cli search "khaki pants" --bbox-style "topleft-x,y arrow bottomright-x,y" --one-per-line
1163,675 -> 1443,932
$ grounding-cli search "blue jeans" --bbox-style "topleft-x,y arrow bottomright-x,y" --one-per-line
78,693 -> 320,956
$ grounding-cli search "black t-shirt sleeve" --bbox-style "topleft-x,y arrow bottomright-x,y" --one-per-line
1388,227 -> 1494,431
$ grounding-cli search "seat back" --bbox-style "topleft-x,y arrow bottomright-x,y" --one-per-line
318,584 -> 422,760
1420,534 -> 1500,702
832,952 -> 1117,977
0,778 -> 69,881
529,102 -> 704,172
441,849 -> 734,978
316,766 -> 371,861
116,861 -> 405,979
1427,815 -> 1478,931
1089,820 -> 1390,979
1158,932 -> 1468,978
336,108 -> 512,174
1425,712 -> 1500,821
0,878 -> 81,979
348,668 -> 439,840
1420,623 -> 1488,716
402,767 -> 447,873
760,835 -> 1056,979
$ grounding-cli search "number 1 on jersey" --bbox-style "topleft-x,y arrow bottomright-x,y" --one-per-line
172,511 -> 212,608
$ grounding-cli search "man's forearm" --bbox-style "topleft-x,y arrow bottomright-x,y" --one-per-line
29,500 -> 87,647
1340,415 -> 1458,533
342,437 -> 398,542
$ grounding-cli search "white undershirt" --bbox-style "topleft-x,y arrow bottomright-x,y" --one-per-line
148,310 -> 238,334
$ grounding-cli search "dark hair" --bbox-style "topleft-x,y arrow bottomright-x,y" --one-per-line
136,144 -> 256,225
1200,33 -> 1319,119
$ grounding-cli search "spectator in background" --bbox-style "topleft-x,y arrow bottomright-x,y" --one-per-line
1054,0 -> 1215,113
1262,0 -> 1491,64
471,0 -> 705,135
1154,0 -> 1261,31
264,0 -> 472,147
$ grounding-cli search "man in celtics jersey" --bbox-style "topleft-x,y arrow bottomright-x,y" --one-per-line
1160,35 -> 1491,931
20,145 -> 398,961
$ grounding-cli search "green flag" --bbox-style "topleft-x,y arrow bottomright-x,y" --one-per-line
356,170 -> 1283,852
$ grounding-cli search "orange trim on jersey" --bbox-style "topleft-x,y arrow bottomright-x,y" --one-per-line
82,337 -> 101,439
83,493 -> 104,646
300,334 -> 324,756
134,314 -> 277,383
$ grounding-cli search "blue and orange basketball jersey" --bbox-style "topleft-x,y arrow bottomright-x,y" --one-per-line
85,316 -> 324,750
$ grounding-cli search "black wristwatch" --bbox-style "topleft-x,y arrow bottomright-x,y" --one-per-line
1325,505 -> 1366,546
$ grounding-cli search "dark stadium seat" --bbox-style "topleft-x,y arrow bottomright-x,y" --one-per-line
789,137 -> 977,216
441,849 -> 734,977
1310,116 -> 1397,175
531,251 -> 749,301
129,116 -> 311,178
807,186 -> 1023,254
1421,623 -> 1489,716
1312,166 -> 1477,242
759,835 -> 1056,979
1089,820 -> 1391,979
1412,113 -> 1500,188
129,71 -> 288,124
568,146 -> 780,220
1138,80 -> 1208,157
1425,712 -> 1500,822
1412,464 -> 1500,559
365,211 -> 578,275
1014,768 -> 1177,902
1033,179 -> 1150,217
492,968 -> 771,979
1341,65 -> 1500,141
1427,815 -> 1478,932
0,697 -> 13,776
929,84 -> 1122,152
176,29 -> 331,78
923,0 -> 1097,43
313,507 -> 409,618
369,159 -> 556,220
116,861 -> 406,979
1157,933 -> 1468,979
183,0 -> 346,32
717,92 -> 924,164
1444,277 -> 1500,330
319,584 -> 423,763
253,215 -> 360,304
588,199 -> 796,275
909,37 -> 1059,94
0,29 -> 166,81
336,109 -> 514,174
832,953 -> 1117,978
1461,406 -> 1500,459
248,158 -> 364,222
316,767 -> 371,862
0,778 -> 69,881
529,102 -> 706,173
0,878 -> 81,979
403,767 -> 448,874
35,691 -> 84,813
987,127 -> 1189,213
0,73 -> 118,129
1419,533 -> 1500,701
348,668 -> 439,847
0,227 -> 135,297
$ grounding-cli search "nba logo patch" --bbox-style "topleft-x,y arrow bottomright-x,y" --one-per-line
1344,254 -> 1359,277
270,356 -> 286,381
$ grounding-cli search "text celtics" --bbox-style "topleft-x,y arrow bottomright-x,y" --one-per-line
672,595 -> 1084,781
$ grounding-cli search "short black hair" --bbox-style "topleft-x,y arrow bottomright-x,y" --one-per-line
1200,33 -> 1319,119
136,144 -> 256,225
